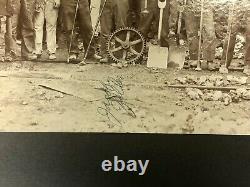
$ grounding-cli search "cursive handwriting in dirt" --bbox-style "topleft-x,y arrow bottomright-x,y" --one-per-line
97,76 -> 136,126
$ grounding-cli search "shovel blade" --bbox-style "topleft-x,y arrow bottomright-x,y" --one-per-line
168,46 -> 186,69
147,45 -> 169,69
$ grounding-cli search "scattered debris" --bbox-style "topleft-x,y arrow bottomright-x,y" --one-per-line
185,88 -> 203,100
166,111 -> 175,117
30,122 -> 38,126
173,75 -> 250,106
21,101 -> 28,105
182,114 -> 194,133
175,75 -> 248,86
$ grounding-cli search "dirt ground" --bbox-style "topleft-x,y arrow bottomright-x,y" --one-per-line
0,58 -> 249,134
0,2 -> 249,134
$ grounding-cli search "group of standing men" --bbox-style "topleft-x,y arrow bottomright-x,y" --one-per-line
0,0 -> 250,75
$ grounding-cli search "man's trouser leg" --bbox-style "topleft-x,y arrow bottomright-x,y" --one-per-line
34,7 -> 45,55
128,0 -> 140,27
61,0 -> 79,55
221,23 -> 240,67
245,15 -> 250,67
19,0 -> 35,58
100,0 -> 113,58
12,13 -> 19,42
77,0 -> 95,57
158,1 -> 170,47
114,0 -> 129,28
184,10 -> 199,60
139,0 -> 169,46
138,0 -> 156,41
202,10 -> 216,62
45,1 -> 59,54
5,16 -> 17,56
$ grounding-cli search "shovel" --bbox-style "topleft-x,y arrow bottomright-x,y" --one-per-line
168,0 -> 187,69
141,0 -> 149,14
147,0 -> 169,69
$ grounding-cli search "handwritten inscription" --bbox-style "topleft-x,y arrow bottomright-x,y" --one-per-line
97,76 -> 136,126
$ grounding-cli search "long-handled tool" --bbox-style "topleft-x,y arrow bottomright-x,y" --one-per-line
79,0 -> 108,65
176,0 -> 187,46
147,0 -> 169,69
67,0 -> 80,63
157,0 -> 167,42
167,0 -> 187,69
225,1 -> 236,68
141,0 -> 149,14
195,0 -> 205,71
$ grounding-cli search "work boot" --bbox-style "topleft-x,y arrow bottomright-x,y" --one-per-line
100,57 -> 109,63
243,66 -> 250,76
93,53 -> 102,60
111,62 -> 123,69
87,53 -> 102,61
219,65 -> 229,74
29,53 -> 38,60
68,54 -> 77,62
189,60 -> 198,67
207,61 -> 216,71
49,53 -> 57,60
4,53 -> 13,62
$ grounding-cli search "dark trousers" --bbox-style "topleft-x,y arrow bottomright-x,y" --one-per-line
184,9 -> 216,61
19,0 -> 35,58
222,8 -> 250,67
61,0 -> 95,56
138,0 -> 170,47
99,0 -> 129,56
5,16 -> 17,55
245,13 -> 250,67
128,0 -> 141,27
221,21 -> 242,67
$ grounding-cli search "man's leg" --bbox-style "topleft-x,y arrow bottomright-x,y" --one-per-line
5,0 -> 21,60
99,0 -> 113,63
221,23 -> 239,70
77,0 -> 96,58
158,0 -> 170,47
114,0 -> 129,28
45,0 -> 59,59
5,16 -> 17,61
138,0 -> 156,41
127,0 -> 140,28
61,0 -> 79,59
202,9 -> 216,69
19,0 -> 36,59
184,10 -> 199,61
244,14 -> 250,75
34,6 -> 45,57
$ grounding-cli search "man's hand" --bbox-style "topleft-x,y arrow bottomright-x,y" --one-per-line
54,0 -> 61,8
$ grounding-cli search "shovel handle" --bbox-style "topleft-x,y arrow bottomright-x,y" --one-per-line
158,0 -> 167,8
158,8 -> 164,40
144,0 -> 148,9
197,0 -> 204,70
158,0 -> 167,41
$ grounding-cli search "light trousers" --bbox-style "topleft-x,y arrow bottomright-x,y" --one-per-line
34,0 -> 58,54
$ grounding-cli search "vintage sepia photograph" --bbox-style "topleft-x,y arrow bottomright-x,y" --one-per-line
0,0 -> 249,134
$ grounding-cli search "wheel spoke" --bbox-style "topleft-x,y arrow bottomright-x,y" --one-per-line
111,46 -> 123,53
126,31 -> 131,43
130,39 -> 142,46
114,37 -> 124,44
122,50 -> 127,60
130,47 -> 140,56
